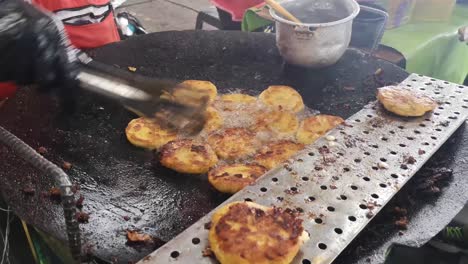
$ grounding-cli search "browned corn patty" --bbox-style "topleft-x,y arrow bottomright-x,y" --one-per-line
296,114 -> 344,144
377,86 -> 437,117
254,140 -> 304,170
208,164 -> 267,194
208,128 -> 257,160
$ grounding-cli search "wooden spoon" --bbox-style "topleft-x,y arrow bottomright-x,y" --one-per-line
264,0 -> 302,23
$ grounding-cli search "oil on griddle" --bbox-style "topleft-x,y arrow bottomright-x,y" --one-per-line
0,31 -> 466,264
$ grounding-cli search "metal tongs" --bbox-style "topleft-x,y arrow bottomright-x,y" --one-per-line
75,52 -> 207,135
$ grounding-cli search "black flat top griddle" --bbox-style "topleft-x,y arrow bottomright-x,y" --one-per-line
0,31 -> 466,264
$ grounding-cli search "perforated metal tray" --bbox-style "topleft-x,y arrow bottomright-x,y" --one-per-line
138,74 -> 468,264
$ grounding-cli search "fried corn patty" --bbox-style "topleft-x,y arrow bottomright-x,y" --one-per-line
209,201 -> 308,264
259,85 -> 304,113
208,128 -> 257,160
160,139 -> 218,174
173,80 -> 218,105
254,110 -> 299,136
377,86 -> 438,117
204,107 -> 224,132
296,115 -> 344,144
208,164 -> 267,194
220,93 -> 257,104
254,140 -> 304,170
125,117 -> 177,149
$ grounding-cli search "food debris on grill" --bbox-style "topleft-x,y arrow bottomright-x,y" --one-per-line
394,216 -> 408,230
62,161 -> 72,170
49,187 -> 61,200
404,156 -> 417,165
37,146 -> 47,154
393,206 -> 408,216
418,149 -> 426,155
75,195 -> 85,209
75,212 -> 90,223
22,186 -> 35,196
126,230 -> 152,243
123,216 -> 131,221
366,211 -> 374,219
204,221 -> 212,230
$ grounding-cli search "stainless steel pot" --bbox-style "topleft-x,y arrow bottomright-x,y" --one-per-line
270,0 -> 360,68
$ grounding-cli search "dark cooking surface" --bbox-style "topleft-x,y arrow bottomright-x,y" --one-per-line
0,31 -> 466,263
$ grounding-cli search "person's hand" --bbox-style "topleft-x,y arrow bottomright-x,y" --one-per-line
0,0 -> 79,96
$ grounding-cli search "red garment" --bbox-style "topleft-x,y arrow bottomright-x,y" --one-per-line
33,0 -> 120,49
211,0 -> 264,21
0,0 -> 120,99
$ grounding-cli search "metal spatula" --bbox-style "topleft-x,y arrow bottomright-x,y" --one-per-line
76,52 -> 207,135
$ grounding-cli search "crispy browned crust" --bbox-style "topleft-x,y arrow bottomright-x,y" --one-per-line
207,128 -> 257,160
209,202 -> 305,264
254,140 -> 304,170
296,115 -> 344,144
377,86 -> 438,117
160,139 -> 218,174
208,164 -> 267,194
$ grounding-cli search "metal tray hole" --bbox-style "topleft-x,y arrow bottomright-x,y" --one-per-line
379,183 -> 387,188
244,198 -> 253,202
354,158 -> 361,163
381,137 -> 388,141
355,119 -> 361,122
391,174 -> 399,179
464,98 -> 468,102
419,124 -> 426,127
399,143 -> 406,147
308,152 -> 315,156
302,259 -> 312,264
422,142 -> 430,146
315,218 -> 323,224
419,88 -> 425,91
438,106 -> 444,110
334,228 -> 343,234
364,152 -> 371,156
445,102 -> 451,105
315,166 -> 323,171
372,166 -> 379,171
290,187 -> 298,192
424,118 -> 431,121
350,185 -> 358,190
448,116 -> 458,120
363,130 -> 369,134
348,216 -> 357,222
343,167 -> 350,172
340,194 -> 347,200
192,238 -> 200,245
320,185 -> 328,190
380,158 -> 387,162
412,79 -> 417,82
170,251 -> 180,258
370,144 -> 379,149
296,207 -> 304,213
390,151 -> 397,155
398,125 -> 405,129
389,130 -> 395,134
272,177 -> 279,182
318,243 -> 327,250
425,82 -> 432,86
277,197 -> 284,201
434,112 -> 440,116
454,111 -> 460,115
435,128 -> 442,132
359,204 -> 368,209
414,130 -> 421,134
430,136 -> 437,140
363,177 -> 370,181
371,193 -> 379,199
367,114 -> 373,118
460,86 -> 466,89
327,206 -> 335,212
308,196 -> 316,202
302,177 -> 309,181
337,152 -> 344,156
406,84 -> 412,87
463,106 -> 468,109
260,187 -> 268,192
434,91 -> 441,95
400,164 -> 408,170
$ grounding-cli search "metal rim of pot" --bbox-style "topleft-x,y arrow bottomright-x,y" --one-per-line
269,0 -> 361,28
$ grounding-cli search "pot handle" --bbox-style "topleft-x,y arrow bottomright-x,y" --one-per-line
359,5 -> 389,52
